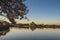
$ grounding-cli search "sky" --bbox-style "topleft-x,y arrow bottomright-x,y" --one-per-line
24,0 -> 60,24
0,0 -> 60,24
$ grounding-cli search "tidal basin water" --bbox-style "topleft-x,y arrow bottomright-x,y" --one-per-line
0,27 -> 60,40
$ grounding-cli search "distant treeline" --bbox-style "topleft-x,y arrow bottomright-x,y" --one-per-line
0,21 -> 60,28
37,24 -> 60,28
11,23 -> 60,28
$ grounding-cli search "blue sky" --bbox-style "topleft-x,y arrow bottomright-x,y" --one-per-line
0,0 -> 60,24
24,0 -> 60,24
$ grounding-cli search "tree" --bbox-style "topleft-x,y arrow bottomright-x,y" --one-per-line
0,0 -> 29,24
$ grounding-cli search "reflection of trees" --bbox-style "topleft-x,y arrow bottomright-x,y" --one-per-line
11,22 -> 37,31
0,24 -> 60,37
0,21 -> 10,37
0,26 -> 10,37
0,21 -> 60,37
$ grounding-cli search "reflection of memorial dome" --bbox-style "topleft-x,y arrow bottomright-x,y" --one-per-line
29,22 -> 37,31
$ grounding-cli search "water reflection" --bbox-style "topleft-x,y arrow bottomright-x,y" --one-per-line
0,22 -> 60,40
0,26 -> 10,37
0,26 -> 60,40
0,26 -> 36,37
0,25 -> 60,37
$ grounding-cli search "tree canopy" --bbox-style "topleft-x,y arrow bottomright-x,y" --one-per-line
0,0 -> 29,24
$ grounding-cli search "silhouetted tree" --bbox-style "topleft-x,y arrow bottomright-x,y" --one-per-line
0,0 -> 29,24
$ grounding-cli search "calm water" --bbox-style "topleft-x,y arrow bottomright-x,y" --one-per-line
0,27 -> 60,40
